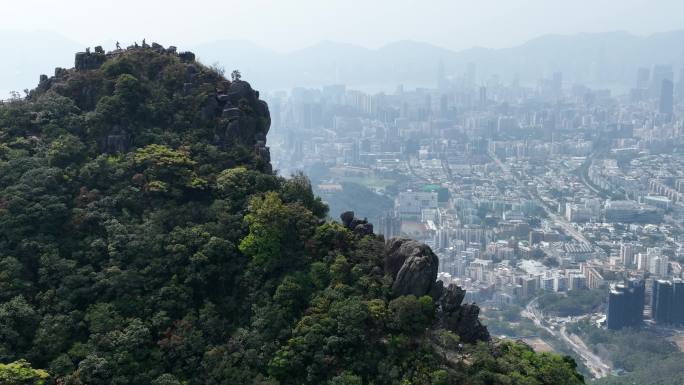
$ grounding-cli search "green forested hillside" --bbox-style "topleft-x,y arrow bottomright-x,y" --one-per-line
0,45 -> 584,384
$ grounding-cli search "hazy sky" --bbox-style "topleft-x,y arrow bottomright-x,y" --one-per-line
3,0 -> 684,52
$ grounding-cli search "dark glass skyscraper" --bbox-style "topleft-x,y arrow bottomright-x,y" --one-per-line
607,279 -> 644,330
651,65 -> 674,98
636,67 -> 650,89
651,279 -> 684,324
673,280 -> 684,324
652,280 -> 672,323
659,79 -> 674,117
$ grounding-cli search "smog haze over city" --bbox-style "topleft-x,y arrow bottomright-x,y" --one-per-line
3,1 -> 684,384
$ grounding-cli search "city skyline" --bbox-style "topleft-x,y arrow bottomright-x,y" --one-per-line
262,46 -> 684,377
2,28 -> 684,99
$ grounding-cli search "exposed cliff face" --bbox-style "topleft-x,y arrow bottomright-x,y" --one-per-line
74,49 -> 107,71
383,236 -> 490,343
384,237 -> 439,298
216,80 -> 272,173
33,43 -> 272,173
438,284 -> 491,343
341,213 -> 490,344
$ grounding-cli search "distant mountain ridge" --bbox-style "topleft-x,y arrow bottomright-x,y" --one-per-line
0,30 -> 82,97
2,29 -> 684,96
194,30 -> 684,91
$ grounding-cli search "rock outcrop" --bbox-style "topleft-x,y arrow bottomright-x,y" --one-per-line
340,211 -> 355,228
384,237 -> 439,297
339,211 -> 374,236
383,236 -> 490,343
75,50 -> 107,70
178,51 -> 196,63
56,44 -> 272,172
437,284 -> 490,343
205,80 -> 272,172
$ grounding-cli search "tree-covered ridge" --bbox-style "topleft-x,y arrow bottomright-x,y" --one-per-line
0,45 -> 583,384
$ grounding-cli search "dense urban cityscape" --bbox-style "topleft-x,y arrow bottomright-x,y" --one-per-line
267,62 -> 684,379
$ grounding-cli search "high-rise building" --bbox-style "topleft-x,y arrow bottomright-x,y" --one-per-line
637,252 -> 649,271
660,79 -> 674,117
552,72 -> 563,94
620,242 -> 638,267
584,266 -> 605,289
396,190 -> 438,220
652,280 -> 673,323
434,229 -> 449,250
479,86 -> 487,108
636,67 -> 650,89
377,211 -> 401,239
529,230 -> 544,245
651,65 -> 674,98
518,276 -> 538,298
439,94 -> 448,117
566,203 -> 592,223
649,255 -> 669,277
607,279 -> 644,330
467,62 -> 477,86
677,68 -> 684,100
673,280 -> 684,324
604,200 -> 664,223
436,60 -> 447,90
651,279 -> 684,324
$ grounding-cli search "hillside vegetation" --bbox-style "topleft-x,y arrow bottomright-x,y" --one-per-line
0,45 -> 584,385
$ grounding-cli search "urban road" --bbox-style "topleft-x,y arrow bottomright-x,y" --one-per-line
437,140 -> 607,376
487,150 -> 592,245
488,152 -> 610,377
522,297 -> 611,379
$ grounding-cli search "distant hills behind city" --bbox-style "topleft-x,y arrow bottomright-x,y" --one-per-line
2,29 -> 684,96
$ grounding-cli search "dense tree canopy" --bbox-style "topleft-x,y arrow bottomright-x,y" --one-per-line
0,46 -> 584,384
0,360 -> 50,385
537,289 -> 606,317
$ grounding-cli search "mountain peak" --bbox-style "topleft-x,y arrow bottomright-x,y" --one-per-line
0,42 -> 584,385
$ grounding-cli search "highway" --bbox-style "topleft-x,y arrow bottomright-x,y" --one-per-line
545,210 -> 592,245
522,298 -> 611,379
577,143 -> 625,200
580,160 -> 604,197
490,151 -> 609,377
